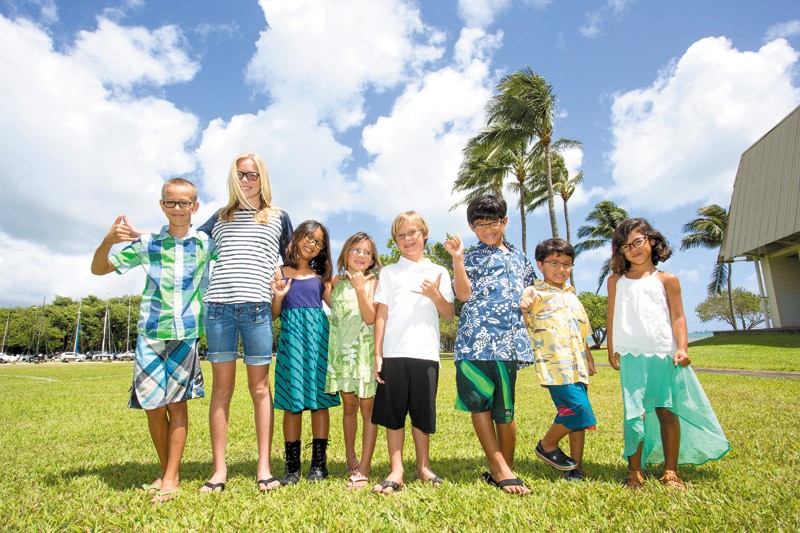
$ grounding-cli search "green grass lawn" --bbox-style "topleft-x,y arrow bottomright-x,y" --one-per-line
1,335 -> 799,531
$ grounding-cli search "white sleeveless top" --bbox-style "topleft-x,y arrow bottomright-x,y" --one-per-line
612,273 -> 676,358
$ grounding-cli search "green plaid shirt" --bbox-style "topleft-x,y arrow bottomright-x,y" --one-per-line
110,226 -> 214,340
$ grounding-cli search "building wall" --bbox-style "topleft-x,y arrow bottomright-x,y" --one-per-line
762,252 -> 800,327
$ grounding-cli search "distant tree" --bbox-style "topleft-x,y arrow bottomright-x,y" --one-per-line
577,292 -> 608,348
681,204 -> 735,330
695,287 -> 763,330
575,200 -> 628,292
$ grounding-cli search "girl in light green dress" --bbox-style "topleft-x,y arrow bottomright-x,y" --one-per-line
326,232 -> 382,488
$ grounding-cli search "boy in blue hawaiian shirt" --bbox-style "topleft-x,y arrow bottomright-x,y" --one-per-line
444,195 -> 536,495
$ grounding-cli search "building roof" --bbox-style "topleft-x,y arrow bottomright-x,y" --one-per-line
719,104 -> 800,261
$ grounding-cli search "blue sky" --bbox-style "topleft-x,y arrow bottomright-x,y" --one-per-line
1,0 -> 799,332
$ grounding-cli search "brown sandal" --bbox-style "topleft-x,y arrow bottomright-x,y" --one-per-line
624,470 -> 645,491
659,470 -> 687,491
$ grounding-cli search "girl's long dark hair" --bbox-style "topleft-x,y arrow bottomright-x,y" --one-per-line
610,218 -> 672,274
283,220 -> 333,282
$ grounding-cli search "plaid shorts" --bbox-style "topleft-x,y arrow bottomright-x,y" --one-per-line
129,335 -> 205,410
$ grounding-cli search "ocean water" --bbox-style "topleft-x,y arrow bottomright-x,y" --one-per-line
688,331 -> 714,342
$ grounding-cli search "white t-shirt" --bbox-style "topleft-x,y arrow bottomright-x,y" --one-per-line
374,256 -> 454,362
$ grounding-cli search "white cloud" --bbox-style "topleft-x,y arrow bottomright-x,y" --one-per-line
72,17 -> 199,88
677,269 -> 700,283
0,14 -> 199,305
608,36 -> 800,211
246,0 -> 444,132
457,0 -> 511,29
580,0 -> 635,38
765,19 -> 800,42
356,29 -> 498,237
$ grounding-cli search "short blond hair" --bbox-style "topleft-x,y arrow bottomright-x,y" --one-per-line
161,177 -> 198,202
390,211 -> 429,245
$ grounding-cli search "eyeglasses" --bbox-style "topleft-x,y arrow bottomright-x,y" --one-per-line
472,220 -> 503,231
161,200 -> 193,209
619,236 -> 649,254
303,233 -> 325,250
396,229 -> 421,241
236,171 -> 260,181
349,247 -> 373,258
543,261 -> 573,270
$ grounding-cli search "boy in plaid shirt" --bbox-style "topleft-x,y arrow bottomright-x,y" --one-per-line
91,178 -> 214,503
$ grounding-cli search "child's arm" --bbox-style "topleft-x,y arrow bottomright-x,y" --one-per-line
91,216 -> 136,275
322,279 -> 333,308
520,286 -> 538,327
271,272 -> 291,320
606,274 -> 620,371
415,273 -> 455,321
444,235 -> 471,302
659,272 -> 691,367
584,341 -> 596,376
348,271 -> 377,325
373,302 -> 388,384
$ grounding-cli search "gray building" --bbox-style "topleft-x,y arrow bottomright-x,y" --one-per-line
719,104 -> 800,327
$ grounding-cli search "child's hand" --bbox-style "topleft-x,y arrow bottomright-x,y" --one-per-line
608,352 -> 620,371
413,273 -> 443,300
374,354 -> 384,384
520,287 -> 538,314
104,215 -> 138,245
587,357 -> 596,376
443,234 -> 464,260
673,350 -> 691,367
346,271 -> 374,291
271,278 -> 292,299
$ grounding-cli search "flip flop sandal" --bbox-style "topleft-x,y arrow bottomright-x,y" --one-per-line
141,482 -> 160,494
372,479 -> 403,494
201,481 -> 225,493
151,489 -> 179,504
487,475 -> 528,495
419,474 -> 443,487
345,471 -> 369,489
257,477 -> 280,492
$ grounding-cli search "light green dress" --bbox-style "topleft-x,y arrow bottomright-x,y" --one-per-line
325,279 -> 377,398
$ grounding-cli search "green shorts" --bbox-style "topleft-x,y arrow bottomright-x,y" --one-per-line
454,360 -> 517,423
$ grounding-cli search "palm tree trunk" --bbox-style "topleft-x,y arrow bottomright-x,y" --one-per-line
519,190 -> 527,256
727,264 -> 737,331
563,197 -> 575,287
544,144 -> 560,238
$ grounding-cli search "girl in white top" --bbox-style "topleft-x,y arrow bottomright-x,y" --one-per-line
607,218 -> 729,492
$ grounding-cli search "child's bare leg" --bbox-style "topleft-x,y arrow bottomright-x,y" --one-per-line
247,363 -> 278,490
204,361 -> 236,490
567,430 -> 585,468
373,427 -> 404,492
283,411 -> 302,441
540,423 -> 572,453
144,406 -> 169,489
497,419 -> 517,469
310,408 -> 330,439
473,414 -> 529,494
358,397 -> 377,476
627,441 -> 644,471
656,407 -> 680,472
157,402 -> 188,495
411,426 -> 435,480
341,392 -> 359,470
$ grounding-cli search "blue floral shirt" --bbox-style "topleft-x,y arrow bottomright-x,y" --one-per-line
453,241 -> 536,366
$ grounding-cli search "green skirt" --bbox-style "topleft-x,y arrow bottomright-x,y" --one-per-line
619,353 -> 730,467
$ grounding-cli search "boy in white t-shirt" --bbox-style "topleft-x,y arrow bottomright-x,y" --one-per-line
371,211 -> 455,494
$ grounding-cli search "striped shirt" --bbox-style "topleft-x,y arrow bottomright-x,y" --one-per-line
199,209 -> 292,304
110,226 -> 213,340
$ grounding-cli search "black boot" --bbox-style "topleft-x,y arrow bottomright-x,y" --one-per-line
307,438 -> 329,482
281,440 -> 301,485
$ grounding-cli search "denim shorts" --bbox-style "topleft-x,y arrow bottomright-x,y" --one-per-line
204,302 -> 273,366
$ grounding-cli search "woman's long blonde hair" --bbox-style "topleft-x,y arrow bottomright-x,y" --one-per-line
218,152 -> 278,224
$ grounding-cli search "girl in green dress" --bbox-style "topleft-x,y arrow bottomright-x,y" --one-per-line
325,232 -> 382,488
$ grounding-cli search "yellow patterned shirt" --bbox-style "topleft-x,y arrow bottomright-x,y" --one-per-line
524,279 -> 592,386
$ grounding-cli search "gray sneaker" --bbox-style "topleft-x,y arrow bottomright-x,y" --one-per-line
563,468 -> 586,481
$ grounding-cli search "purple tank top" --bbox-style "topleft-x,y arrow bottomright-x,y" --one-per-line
281,276 -> 324,309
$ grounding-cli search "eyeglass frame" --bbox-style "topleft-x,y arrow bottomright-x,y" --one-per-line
395,228 -> 422,241
541,260 -> 574,270
349,247 -> 373,257
161,200 -> 194,209
619,236 -> 650,254
236,171 -> 260,181
471,218 -> 505,231
303,233 -> 325,250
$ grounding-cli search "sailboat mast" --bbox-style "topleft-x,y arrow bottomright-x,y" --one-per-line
35,296 -> 46,354
1,309 -> 9,354
101,298 -> 110,353
73,300 -> 82,353
126,294 -> 131,353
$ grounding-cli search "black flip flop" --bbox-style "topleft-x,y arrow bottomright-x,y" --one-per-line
257,477 -> 280,492
201,481 -> 225,493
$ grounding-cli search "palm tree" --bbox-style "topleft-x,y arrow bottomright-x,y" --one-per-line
680,204 -> 736,330
481,67 -> 579,238
575,200 -> 628,292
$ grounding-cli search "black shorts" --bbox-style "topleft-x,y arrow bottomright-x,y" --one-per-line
371,357 -> 438,434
